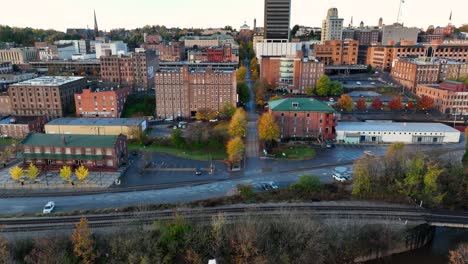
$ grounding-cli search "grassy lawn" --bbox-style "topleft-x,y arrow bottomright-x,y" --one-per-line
271,145 -> 316,160
0,138 -> 18,145
378,86 -> 402,97
129,143 -> 227,161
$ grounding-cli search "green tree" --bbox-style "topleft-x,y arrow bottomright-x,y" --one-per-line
330,81 -> 343,96
195,108 -> 217,121
291,24 -> 300,37
170,129 -> 186,149
254,80 -> 266,106
228,108 -> 248,137
237,66 -> 247,82
237,82 -> 250,104
352,156 -> 379,198
226,136 -> 245,163
290,175 -> 322,193
250,57 -> 259,73
26,163 -> 40,181
72,218 -> 97,264
315,75 -> 331,96
220,102 -> 236,119
305,85 -> 314,96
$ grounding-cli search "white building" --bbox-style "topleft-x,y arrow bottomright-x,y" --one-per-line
336,121 -> 460,144
255,40 -> 301,62
55,40 -> 88,54
321,7 -> 344,43
382,24 -> 419,45
95,41 -> 128,59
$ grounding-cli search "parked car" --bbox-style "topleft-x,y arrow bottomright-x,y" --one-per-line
209,119 -> 218,123
356,81 -> 362,85
195,168 -> 202,176
364,150 -> 374,156
268,181 -> 279,189
332,173 -> 347,183
43,201 -> 55,214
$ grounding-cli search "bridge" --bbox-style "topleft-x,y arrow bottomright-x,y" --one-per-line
1,203 -> 467,233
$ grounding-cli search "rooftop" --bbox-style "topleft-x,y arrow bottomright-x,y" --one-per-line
337,121 -> 460,133
397,57 -> 467,65
46,117 -> 145,127
268,98 -> 335,112
22,133 -> 119,148
11,76 -> 84,87
0,116 -> 43,125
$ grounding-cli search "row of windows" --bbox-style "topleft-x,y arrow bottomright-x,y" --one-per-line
24,146 -> 113,155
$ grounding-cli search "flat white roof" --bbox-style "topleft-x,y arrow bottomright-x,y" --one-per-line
46,117 -> 145,127
337,121 -> 460,133
11,76 -> 84,87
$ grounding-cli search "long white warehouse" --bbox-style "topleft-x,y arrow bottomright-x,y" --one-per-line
336,121 -> 461,144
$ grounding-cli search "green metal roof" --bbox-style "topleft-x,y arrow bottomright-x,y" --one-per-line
20,153 -> 105,160
22,134 -> 119,148
268,98 -> 335,112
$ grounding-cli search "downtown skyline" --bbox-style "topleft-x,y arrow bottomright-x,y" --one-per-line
1,0 -> 467,32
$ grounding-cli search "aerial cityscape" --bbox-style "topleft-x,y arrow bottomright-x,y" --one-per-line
0,0 -> 467,263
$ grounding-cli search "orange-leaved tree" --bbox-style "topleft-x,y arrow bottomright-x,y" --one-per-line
226,136 -> 245,163
337,94 -> 353,112
228,108 -> 248,138
388,97 -> 403,111
258,112 -> 280,149
417,95 -> 434,110
72,218 -> 96,264
356,97 -> 367,111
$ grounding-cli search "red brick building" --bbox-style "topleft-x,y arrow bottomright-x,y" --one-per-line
154,66 -> 237,119
267,98 -> 336,140
0,93 -> 13,116
0,115 -> 48,139
74,87 -> 131,118
100,50 -> 159,91
313,40 -> 359,65
416,81 -> 468,115
20,133 -> 128,171
8,76 -> 86,118
260,56 -> 325,94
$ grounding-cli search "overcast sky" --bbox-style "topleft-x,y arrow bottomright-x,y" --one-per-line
1,0 -> 466,31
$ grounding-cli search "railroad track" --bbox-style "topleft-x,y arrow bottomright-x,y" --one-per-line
1,204 -> 437,233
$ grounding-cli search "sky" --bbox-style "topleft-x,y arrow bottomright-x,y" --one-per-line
1,0 -> 467,32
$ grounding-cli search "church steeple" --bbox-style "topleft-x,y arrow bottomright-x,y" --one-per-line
94,10 -> 99,39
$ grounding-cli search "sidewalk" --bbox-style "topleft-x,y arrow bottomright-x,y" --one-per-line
0,166 -> 123,191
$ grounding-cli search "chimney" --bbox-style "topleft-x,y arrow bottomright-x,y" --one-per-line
61,135 -> 67,145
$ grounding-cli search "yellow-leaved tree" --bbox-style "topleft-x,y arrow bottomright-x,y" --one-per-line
75,165 -> 89,181
258,112 -> 280,149
72,218 -> 96,264
26,163 -> 40,181
60,165 -> 72,181
226,136 -> 245,163
9,166 -> 23,182
228,108 -> 248,138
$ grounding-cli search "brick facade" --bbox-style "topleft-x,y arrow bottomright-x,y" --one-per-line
75,88 -> 131,118
0,115 -> 48,139
416,82 -> 468,115
314,40 -> 359,65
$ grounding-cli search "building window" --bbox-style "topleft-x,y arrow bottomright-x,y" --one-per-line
34,147 -> 41,153
65,148 -> 71,154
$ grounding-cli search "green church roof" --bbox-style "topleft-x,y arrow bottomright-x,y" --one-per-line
268,98 -> 335,112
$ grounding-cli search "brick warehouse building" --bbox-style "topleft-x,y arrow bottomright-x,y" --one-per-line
367,41 -> 468,71
8,76 -> 86,118
20,133 -> 127,171
100,49 -> 159,92
415,81 -> 468,115
0,115 -> 48,139
155,66 -> 237,119
260,56 -> 325,94
313,40 -> 359,65
74,87 -> 131,118
267,98 -> 337,140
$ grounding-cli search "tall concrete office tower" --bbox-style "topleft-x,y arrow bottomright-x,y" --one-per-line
321,7 -> 344,43
264,0 -> 291,40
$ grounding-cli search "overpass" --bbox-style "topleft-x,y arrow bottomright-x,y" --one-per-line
1,203 -> 467,233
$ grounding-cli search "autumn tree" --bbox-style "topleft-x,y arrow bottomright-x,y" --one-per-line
337,94 -> 353,111
356,97 -> 367,111
417,95 -> 434,110
371,97 -> 384,110
388,97 -> 403,111
258,112 -> 280,149
26,162 -> 40,181
9,166 -> 23,182
170,129 -> 186,148
250,57 -> 259,72
0,236 -> 10,264
305,85 -> 314,96
449,242 -> 468,264
72,218 -> 97,264
59,165 -> 72,181
75,165 -> 89,181
463,128 -> 468,169
254,80 -> 266,106
406,101 -> 416,110
195,108 -> 217,121
220,102 -> 236,119
237,65 -> 247,82
315,75 -> 331,96
251,68 -> 259,81
270,95 -> 282,101
228,108 -> 248,137
226,136 -> 245,163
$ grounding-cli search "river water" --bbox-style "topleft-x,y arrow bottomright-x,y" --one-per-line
368,227 -> 468,264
